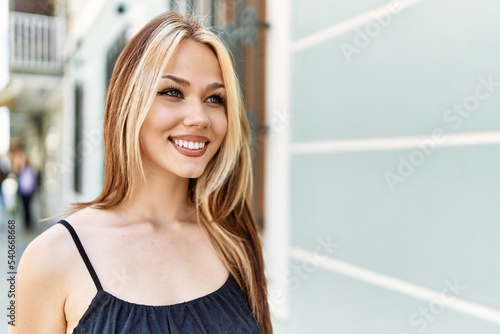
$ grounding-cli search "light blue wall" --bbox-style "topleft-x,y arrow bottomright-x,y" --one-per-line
281,0 -> 500,333
285,265 -> 500,333
292,0 -> 500,141
292,0 -> 390,40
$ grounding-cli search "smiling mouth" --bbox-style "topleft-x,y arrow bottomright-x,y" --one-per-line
172,139 -> 207,150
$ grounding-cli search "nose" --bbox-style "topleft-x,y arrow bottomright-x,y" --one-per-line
183,100 -> 210,128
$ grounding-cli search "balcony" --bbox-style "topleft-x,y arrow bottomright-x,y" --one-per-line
9,11 -> 65,75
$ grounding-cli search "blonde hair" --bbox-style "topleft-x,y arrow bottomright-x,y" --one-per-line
72,11 -> 272,333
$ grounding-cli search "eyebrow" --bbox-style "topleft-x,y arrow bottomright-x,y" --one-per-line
161,74 -> 225,91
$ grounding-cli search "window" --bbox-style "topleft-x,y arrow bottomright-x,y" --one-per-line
73,83 -> 83,193
106,30 -> 128,88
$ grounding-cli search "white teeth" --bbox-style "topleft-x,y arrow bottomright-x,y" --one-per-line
173,139 -> 206,150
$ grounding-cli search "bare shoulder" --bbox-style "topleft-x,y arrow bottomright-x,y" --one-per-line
13,207 -> 113,333
19,206 -> 108,272
16,218 -> 86,302
62,205 -> 118,230
18,221 -> 77,282
13,221 -> 81,332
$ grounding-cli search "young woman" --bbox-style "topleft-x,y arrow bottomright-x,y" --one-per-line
13,11 -> 272,334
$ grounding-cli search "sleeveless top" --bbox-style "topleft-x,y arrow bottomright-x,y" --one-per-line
58,220 -> 262,334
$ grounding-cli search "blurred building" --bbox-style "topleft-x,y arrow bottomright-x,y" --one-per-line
2,0 -> 500,333
2,0 -> 66,217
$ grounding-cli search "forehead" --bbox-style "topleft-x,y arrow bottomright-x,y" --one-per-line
163,39 -> 223,83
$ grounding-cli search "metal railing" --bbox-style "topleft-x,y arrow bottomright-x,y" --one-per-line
9,11 -> 65,74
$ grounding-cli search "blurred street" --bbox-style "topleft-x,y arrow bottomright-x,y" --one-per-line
0,194 -> 52,334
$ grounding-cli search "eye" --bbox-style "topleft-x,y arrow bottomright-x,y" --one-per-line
206,94 -> 225,105
157,87 -> 183,98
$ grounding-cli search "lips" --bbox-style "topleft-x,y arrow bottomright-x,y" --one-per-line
169,135 -> 210,157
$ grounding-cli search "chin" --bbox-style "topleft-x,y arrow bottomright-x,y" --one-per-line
178,169 -> 206,179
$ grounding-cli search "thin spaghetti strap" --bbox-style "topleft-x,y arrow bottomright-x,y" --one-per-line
58,219 -> 104,292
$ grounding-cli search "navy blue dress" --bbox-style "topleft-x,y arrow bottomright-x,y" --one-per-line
59,220 -> 262,333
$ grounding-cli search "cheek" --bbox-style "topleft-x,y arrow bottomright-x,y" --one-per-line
215,113 -> 228,140
147,102 -> 180,127
141,111 -> 178,143
138,118 -> 156,147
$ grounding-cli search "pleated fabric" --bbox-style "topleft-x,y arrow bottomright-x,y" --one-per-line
73,276 -> 261,334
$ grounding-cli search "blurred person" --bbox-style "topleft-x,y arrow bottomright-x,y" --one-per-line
0,154 -> 10,216
12,11 -> 271,334
17,157 -> 38,230
9,142 -> 25,174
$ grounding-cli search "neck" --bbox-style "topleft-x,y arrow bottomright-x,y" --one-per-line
114,166 -> 194,228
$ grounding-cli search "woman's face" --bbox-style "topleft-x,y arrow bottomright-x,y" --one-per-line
139,39 -> 228,180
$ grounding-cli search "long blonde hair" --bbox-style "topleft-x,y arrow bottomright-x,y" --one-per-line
72,11 -> 272,333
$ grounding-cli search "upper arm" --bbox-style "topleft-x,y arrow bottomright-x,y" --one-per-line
10,227 -> 69,334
